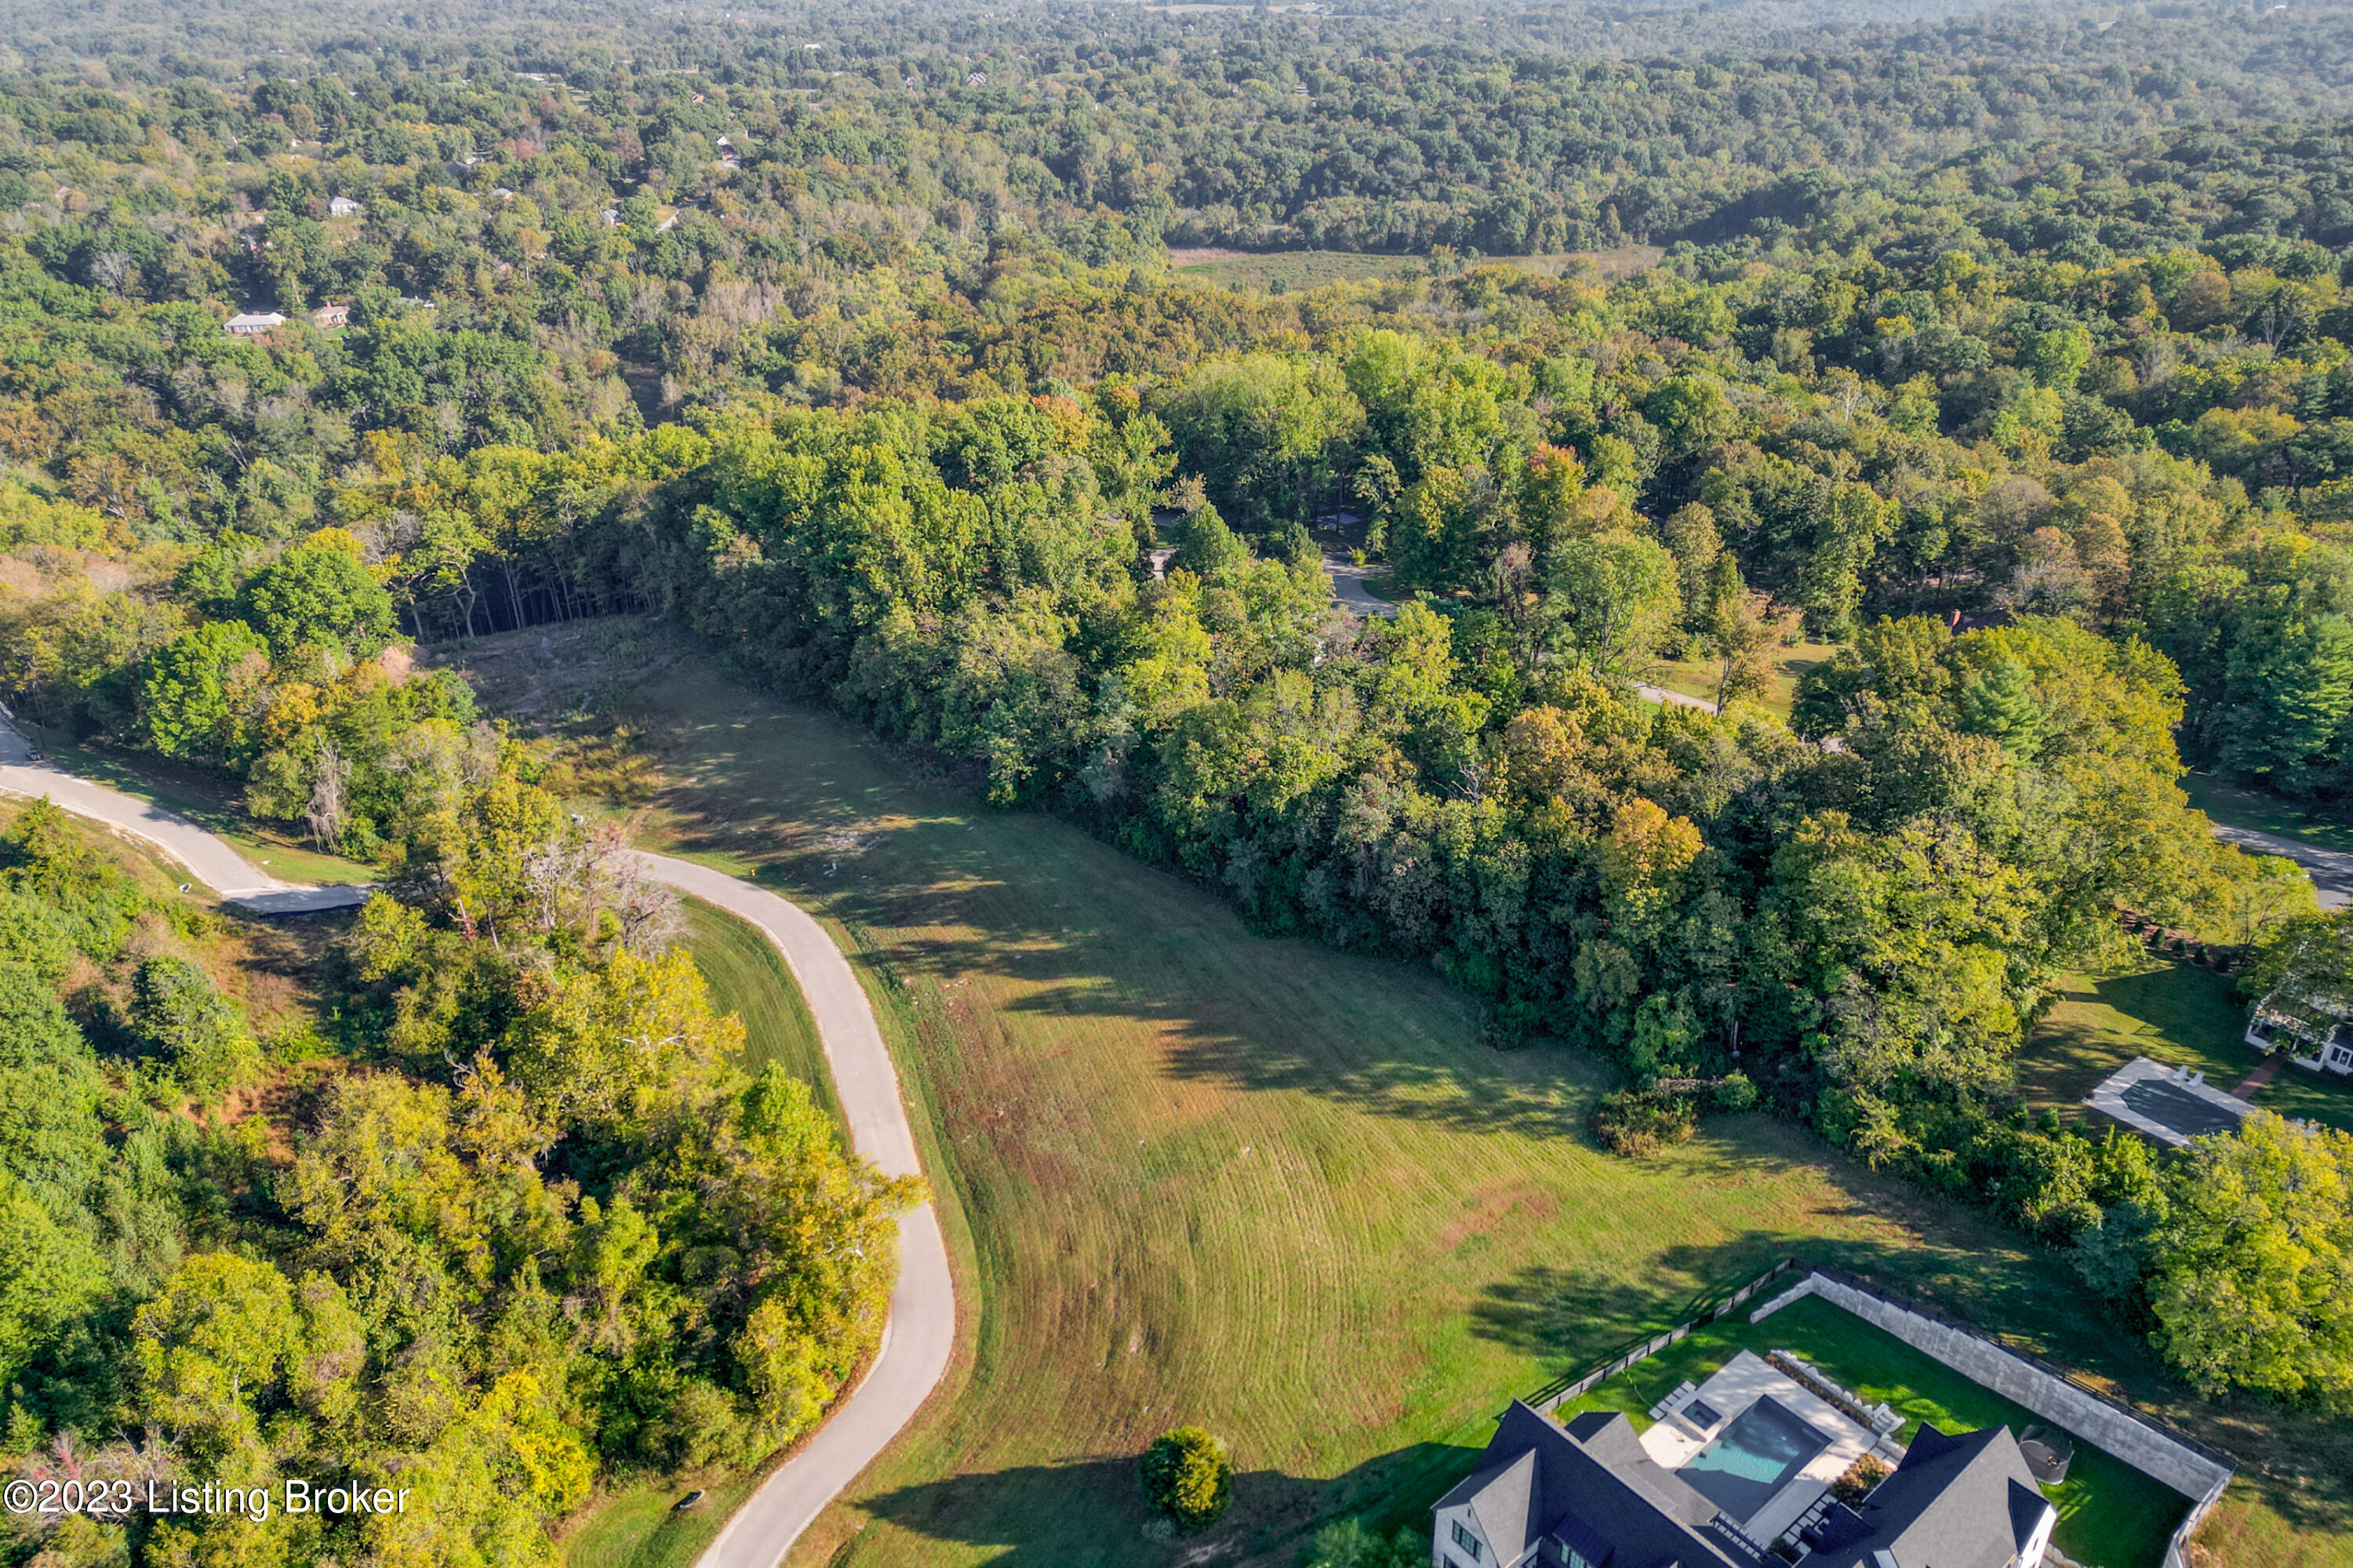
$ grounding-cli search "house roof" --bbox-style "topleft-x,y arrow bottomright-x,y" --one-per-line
1434,1402 -> 1763,1568
1805,1423 -> 2054,1568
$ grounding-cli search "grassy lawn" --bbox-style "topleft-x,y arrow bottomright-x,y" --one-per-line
1646,638 -> 1838,722
1556,1294 -> 2185,1568
562,1473 -> 762,1568
16,731 -> 373,886
2020,956 -> 2353,1137
1497,245 -> 1667,281
677,893 -> 845,1141
439,618 -> 2353,1568
2180,773 -> 2353,854
1163,247 -> 1427,292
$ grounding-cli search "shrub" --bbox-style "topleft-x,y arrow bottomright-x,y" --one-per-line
132,955 -> 257,1100
1301,1518 -> 1427,1567
1829,1452 -> 1891,1504
1591,1090 -> 1697,1157
1713,1071 -> 1759,1111
1140,1425 -> 1232,1532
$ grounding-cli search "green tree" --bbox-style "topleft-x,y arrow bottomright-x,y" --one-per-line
133,1252 -> 300,1458
140,620 -> 269,765
1140,1425 -> 1233,1531
1956,655 -> 2043,759
0,890 -> 74,982
0,1168 -> 104,1388
1802,482 -> 1893,640
1543,529 -> 1681,680
132,954 -> 259,1101
238,537 -> 399,657
1173,496 -> 1249,580
2146,1112 -> 2353,1407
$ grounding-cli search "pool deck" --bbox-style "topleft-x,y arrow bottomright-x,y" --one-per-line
2086,1056 -> 2253,1148
1640,1348 -> 1876,1544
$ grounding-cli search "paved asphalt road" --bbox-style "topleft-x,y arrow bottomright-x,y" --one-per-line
635,853 -> 955,1568
2208,820 -> 2351,911
1322,549 -> 1398,617
0,710 -> 955,1563
0,711 -> 368,912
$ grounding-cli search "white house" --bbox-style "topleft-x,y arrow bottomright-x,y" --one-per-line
224,311 -> 286,336
329,196 -> 362,216
2247,991 -> 2353,1075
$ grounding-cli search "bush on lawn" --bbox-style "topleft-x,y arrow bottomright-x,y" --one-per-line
1591,1089 -> 1697,1156
1300,1517 -> 1427,1566
1829,1453 -> 1892,1503
1140,1425 -> 1233,1532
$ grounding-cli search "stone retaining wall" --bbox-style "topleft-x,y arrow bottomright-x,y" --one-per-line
1752,1271 -> 2231,1568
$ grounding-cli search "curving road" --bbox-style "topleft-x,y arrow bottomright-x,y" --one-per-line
2207,821 -> 2351,911
639,854 -> 955,1568
0,712 -> 368,913
0,710 -> 955,1563
1322,548 -> 1398,617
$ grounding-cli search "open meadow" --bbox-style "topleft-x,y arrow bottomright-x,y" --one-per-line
436,617 -> 2353,1568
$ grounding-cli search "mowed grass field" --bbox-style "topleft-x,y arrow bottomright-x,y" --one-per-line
1646,637 -> 1840,722
1165,246 -> 1427,292
1161,245 -> 1667,294
438,620 -> 2353,1568
677,894 -> 845,1141
2178,771 -> 2353,855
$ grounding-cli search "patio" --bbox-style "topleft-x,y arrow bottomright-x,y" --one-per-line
1638,1348 -> 1878,1544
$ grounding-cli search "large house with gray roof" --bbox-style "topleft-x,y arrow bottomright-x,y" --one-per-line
1433,1399 -> 2055,1568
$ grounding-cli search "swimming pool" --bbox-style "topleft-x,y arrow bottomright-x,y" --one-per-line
1678,1395 -> 1832,1524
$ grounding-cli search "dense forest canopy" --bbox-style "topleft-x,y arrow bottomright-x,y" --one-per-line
2,0 -> 2353,1561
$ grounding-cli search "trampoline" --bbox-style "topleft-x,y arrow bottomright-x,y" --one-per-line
2018,1425 -> 2074,1485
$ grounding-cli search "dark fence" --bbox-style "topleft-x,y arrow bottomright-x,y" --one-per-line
1520,1257 -> 1803,1413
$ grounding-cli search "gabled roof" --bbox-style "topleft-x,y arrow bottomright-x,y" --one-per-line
1433,1448 -> 1542,1563
1435,1402 -> 1762,1568
1806,1423 -> 2053,1568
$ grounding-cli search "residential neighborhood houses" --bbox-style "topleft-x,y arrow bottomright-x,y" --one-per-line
223,310 -> 284,335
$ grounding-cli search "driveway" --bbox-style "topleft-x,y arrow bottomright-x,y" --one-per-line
2207,821 -> 2351,911
1322,550 -> 1398,617
0,708 -> 955,1564
0,711 -> 368,911
635,854 -> 955,1568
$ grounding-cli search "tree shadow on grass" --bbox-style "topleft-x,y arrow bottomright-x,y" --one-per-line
1466,1231 -> 2060,1368
650,709 -> 1602,1143
853,1443 -> 1482,1566
626,652 -> 2353,1552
